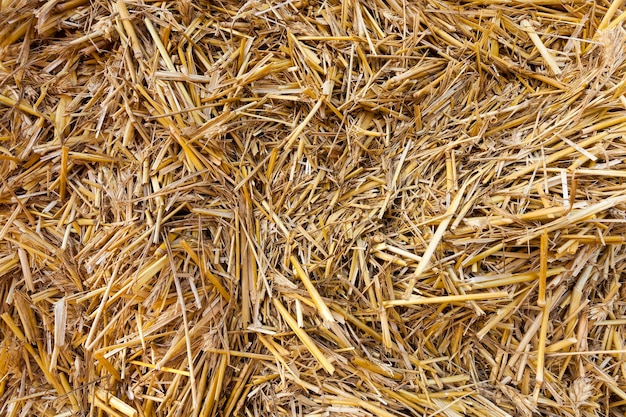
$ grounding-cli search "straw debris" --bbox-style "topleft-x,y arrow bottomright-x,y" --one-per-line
2,0 -> 626,416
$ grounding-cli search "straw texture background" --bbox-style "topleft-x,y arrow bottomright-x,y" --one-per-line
2,0 -> 626,416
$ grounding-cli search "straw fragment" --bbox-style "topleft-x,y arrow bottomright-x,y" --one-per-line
290,255 -> 335,326
272,297 -> 335,375
520,19 -> 562,75
385,292 -> 510,307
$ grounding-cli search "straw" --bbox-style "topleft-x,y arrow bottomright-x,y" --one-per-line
2,1 -> 626,416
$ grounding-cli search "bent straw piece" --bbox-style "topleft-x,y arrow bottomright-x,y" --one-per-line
272,297 -> 335,375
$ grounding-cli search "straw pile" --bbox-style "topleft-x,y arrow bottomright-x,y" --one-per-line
2,0 -> 626,416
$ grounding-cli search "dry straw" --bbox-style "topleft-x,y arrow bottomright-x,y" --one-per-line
2,0 -> 626,416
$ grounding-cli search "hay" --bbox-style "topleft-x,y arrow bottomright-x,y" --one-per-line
2,0 -> 626,416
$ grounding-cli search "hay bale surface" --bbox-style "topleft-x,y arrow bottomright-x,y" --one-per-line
1,0 -> 626,416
